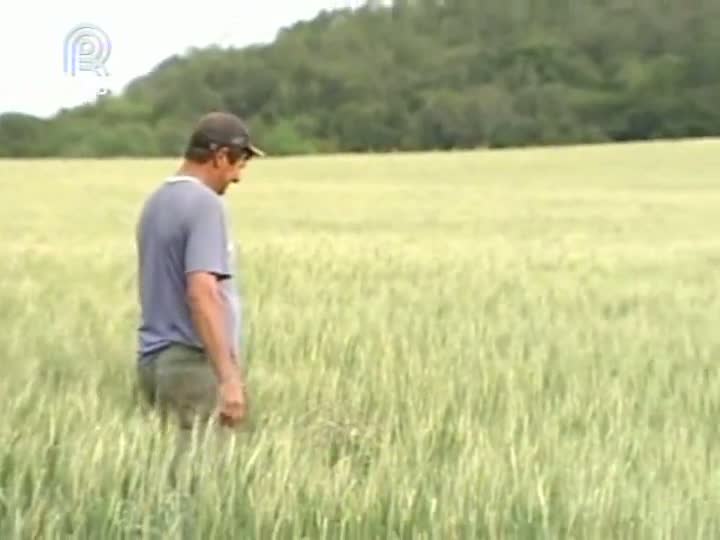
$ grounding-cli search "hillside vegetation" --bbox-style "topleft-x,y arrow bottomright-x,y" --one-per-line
2,0 -> 719,157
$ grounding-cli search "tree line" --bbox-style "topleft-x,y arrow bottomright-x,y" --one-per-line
2,0 -> 719,157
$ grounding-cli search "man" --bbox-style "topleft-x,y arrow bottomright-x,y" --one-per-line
135,111 -> 264,442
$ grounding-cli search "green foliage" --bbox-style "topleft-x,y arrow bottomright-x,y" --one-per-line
257,118 -> 322,156
1,0 -> 719,157
0,114 -> 51,157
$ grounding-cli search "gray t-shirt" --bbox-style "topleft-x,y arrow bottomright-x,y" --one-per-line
136,175 -> 241,362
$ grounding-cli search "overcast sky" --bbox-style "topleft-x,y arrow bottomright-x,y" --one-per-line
0,0 -> 367,118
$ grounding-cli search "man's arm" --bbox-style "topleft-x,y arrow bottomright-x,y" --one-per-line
186,271 -> 238,384
183,194 -> 247,425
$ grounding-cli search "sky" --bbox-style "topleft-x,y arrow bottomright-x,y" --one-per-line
0,0 -> 367,118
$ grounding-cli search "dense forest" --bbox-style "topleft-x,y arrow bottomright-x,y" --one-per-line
2,0 -> 719,157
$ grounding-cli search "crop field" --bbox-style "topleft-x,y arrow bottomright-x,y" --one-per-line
2,139 -> 720,538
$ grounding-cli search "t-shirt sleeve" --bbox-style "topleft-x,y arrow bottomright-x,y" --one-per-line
184,194 -> 232,279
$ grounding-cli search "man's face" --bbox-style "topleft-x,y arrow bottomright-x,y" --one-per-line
214,148 -> 249,195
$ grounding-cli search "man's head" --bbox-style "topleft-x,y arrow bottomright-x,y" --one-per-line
181,112 -> 265,195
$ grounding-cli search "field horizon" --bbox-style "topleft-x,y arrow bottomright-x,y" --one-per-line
3,139 -> 720,538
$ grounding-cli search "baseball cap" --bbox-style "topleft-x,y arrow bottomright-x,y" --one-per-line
187,111 -> 265,158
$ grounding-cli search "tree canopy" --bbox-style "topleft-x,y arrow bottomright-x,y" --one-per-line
2,0 -> 719,157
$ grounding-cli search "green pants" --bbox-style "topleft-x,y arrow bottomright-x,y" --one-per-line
136,344 -> 243,486
137,343 -> 219,430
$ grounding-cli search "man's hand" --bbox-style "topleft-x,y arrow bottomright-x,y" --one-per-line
217,373 -> 248,427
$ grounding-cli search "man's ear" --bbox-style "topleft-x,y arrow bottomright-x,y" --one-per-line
216,148 -> 231,167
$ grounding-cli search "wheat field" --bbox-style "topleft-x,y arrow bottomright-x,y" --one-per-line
2,140 -> 720,539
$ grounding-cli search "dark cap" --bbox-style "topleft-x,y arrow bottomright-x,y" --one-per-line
187,111 -> 265,158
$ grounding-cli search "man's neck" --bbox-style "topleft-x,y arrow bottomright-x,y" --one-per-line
175,162 -> 215,191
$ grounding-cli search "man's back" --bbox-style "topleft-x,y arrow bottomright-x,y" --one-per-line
136,176 -> 240,361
